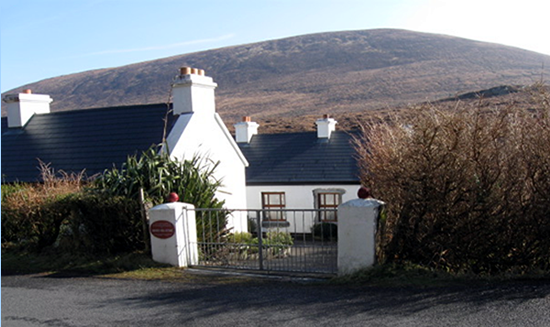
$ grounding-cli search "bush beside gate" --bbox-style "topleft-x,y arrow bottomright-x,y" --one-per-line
354,85 -> 550,275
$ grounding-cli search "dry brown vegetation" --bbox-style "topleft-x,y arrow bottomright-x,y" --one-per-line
354,84 -> 550,274
236,85 -> 540,134
1,163 -> 87,250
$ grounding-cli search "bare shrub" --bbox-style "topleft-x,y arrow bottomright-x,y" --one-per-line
354,84 -> 550,274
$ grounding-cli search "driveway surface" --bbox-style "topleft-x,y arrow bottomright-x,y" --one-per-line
2,271 -> 550,326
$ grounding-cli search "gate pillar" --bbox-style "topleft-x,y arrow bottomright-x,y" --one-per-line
337,191 -> 384,275
148,202 -> 198,267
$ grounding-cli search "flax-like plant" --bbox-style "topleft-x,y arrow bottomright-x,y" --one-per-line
92,145 -> 226,242
93,145 -> 224,208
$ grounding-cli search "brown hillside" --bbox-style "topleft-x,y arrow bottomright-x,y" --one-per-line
247,84 -> 548,134
2,29 -> 549,125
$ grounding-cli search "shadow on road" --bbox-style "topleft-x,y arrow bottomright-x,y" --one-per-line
96,273 -> 550,323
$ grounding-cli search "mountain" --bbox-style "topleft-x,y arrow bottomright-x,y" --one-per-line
2,29 -> 549,124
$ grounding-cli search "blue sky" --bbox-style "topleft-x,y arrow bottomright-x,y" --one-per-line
1,0 -> 550,93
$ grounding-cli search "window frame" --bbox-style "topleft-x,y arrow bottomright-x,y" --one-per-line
261,191 -> 286,221
313,189 -> 345,222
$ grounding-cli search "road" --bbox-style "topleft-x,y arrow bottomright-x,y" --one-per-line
2,271 -> 550,326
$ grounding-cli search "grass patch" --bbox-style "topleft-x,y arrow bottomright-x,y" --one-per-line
1,248 -> 174,279
4,247 -> 549,286
331,262 -> 550,287
2,248 -> 263,283
331,263 -> 464,287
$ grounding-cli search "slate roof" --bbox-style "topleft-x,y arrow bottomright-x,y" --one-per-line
2,103 -> 361,186
1,104 -> 177,183
237,131 -> 360,185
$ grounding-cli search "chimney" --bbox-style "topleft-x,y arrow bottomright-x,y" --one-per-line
2,89 -> 52,128
234,116 -> 259,143
171,66 -> 217,115
315,114 -> 337,139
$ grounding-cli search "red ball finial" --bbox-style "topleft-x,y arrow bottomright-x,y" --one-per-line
357,187 -> 372,199
166,192 -> 179,203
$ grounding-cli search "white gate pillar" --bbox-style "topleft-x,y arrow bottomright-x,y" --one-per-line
148,202 -> 198,267
337,188 -> 384,275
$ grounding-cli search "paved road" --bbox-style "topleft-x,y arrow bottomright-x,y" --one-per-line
2,271 -> 550,326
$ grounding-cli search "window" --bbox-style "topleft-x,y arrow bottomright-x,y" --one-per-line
262,192 -> 286,221
314,189 -> 345,221
261,192 -> 290,228
262,192 -> 285,220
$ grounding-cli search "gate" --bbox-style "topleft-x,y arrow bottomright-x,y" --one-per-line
192,209 -> 338,275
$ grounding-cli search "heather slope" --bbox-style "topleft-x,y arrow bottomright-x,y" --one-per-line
3,29 -> 549,124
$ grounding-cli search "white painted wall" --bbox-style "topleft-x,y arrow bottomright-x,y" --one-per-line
246,184 -> 361,233
246,184 -> 360,209
4,92 -> 52,128
149,202 -> 198,267
171,73 -> 216,116
337,198 -> 385,275
166,69 -> 249,232
167,112 -> 249,232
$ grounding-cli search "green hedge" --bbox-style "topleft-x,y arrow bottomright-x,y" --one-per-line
312,222 -> 338,241
54,194 -> 144,254
1,185 -> 144,255
1,183 -> 72,251
2,146 -> 228,255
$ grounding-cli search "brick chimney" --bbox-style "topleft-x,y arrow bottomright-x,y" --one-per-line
171,67 -> 217,115
2,89 -> 52,128
315,114 -> 337,139
234,116 -> 259,143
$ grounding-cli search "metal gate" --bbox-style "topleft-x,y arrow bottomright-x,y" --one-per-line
192,209 -> 338,275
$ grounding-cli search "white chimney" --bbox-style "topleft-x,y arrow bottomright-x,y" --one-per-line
234,116 -> 259,143
3,89 -> 52,128
315,114 -> 337,139
171,67 -> 217,115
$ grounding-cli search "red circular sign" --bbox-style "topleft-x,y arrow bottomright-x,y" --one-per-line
150,220 -> 175,239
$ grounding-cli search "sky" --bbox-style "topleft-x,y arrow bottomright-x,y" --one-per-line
1,0 -> 550,93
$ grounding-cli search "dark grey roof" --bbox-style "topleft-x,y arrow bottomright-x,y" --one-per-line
238,131 -> 360,185
1,104 -> 177,183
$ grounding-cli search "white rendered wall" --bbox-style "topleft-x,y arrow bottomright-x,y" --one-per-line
149,202 -> 198,267
246,184 -> 361,233
166,112 -> 249,232
337,198 -> 384,275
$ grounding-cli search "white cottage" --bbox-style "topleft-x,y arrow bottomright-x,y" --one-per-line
164,68 -> 249,230
1,67 -> 361,233
1,67 -> 250,230
235,115 -> 361,233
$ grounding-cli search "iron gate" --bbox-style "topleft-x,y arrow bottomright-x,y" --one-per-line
192,209 -> 338,275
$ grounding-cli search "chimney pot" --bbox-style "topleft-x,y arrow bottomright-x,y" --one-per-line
323,114 -> 329,119
23,89 -> 32,94
242,116 -> 251,122
180,67 -> 192,75
198,69 -> 205,76
171,67 -> 217,115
